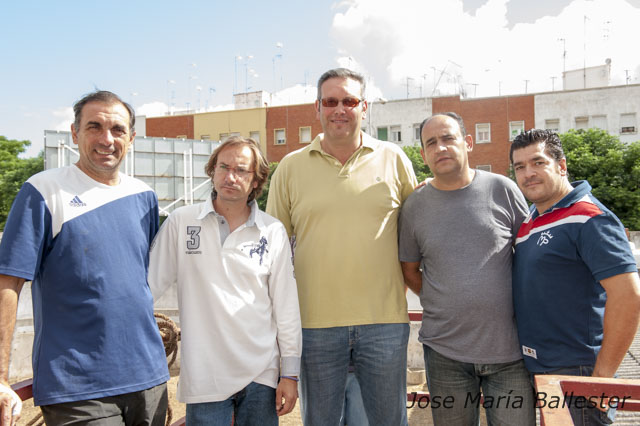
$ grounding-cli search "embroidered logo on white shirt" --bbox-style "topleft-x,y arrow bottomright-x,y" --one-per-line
249,236 -> 269,265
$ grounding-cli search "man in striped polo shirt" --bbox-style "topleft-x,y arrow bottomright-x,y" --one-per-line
511,129 -> 640,425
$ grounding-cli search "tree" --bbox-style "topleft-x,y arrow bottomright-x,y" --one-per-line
0,136 -> 44,230
402,145 -> 432,183
256,162 -> 278,211
561,129 -> 640,230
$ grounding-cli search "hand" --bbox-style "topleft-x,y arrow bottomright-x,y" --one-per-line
0,383 -> 21,426
275,377 -> 298,416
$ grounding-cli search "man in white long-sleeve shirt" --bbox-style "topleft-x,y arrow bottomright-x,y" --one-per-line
149,136 -> 302,425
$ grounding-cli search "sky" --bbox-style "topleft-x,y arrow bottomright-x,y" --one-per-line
2,0 -> 640,158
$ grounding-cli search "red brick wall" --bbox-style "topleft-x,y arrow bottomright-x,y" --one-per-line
265,104 -> 322,163
146,115 -> 194,139
432,95 -> 534,176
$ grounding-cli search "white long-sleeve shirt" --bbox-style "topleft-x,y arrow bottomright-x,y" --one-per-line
149,195 -> 302,403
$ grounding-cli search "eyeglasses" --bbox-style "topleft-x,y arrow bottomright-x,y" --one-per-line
320,97 -> 362,108
215,164 -> 254,179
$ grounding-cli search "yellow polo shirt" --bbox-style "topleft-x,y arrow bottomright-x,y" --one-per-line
266,133 -> 417,328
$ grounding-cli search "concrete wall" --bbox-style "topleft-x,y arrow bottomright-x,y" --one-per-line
362,98 -> 431,147
563,63 -> 611,91
135,115 -> 146,137
534,84 -> 640,144
9,283 -> 34,382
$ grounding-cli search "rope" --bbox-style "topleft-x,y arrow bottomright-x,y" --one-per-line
154,313 -> 181,370
154,312 -> 181,426
24,412 -> 43,426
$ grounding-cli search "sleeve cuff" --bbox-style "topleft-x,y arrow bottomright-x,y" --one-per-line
281,356 -> 301,376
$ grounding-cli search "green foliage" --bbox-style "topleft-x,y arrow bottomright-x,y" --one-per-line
0,136 -> 44,230
561,129 -> 640,230
256,162 -> 278,211
402,145 -> 433,183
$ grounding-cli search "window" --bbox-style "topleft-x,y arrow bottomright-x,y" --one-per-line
249,131 -> 260,142
476,123 -> 491,143
390,126 -> 402,143
200,134 -> 210,140
509,121 -> 525,141
377,127 -> 388,141
299,126 -> 312,143
591,115 -> 607,130
476,165 -> 491,172
574,117 -> 589,130
620,113 -> 637,134
413,124 -> 422,143
545,119 -> 560,132
274,129 -> 286,145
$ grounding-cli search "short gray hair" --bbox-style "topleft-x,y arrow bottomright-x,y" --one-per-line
317,68 -> 366,100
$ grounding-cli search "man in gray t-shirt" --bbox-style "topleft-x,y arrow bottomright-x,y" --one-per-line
399,112 -> 534,426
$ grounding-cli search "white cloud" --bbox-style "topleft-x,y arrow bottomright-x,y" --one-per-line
330,0 -> 640,98
136,102 -> 168,117
270,84 -> 317,105
51,107 -> 73,131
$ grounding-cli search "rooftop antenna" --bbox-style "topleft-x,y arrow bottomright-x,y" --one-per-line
406,77 -> 414,98
583,15 -> 589,88
558,38 -> 567,74
234,56 -> 242,95
273,42 -> 283,92
166,80 -> 176,114
468,83 -> 479,97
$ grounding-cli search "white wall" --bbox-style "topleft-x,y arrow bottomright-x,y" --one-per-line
362,98 -> 432,147
563,63 -> 610,91
534,84 -> 640,144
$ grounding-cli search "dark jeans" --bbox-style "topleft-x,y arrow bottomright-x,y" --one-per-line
41,383 -> 168,426
423,344 -> 536,426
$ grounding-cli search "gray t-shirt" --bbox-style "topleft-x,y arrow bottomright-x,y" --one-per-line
399,170 -> 528,364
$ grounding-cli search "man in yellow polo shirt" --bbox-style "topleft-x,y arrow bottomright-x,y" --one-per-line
267,68 -> 417,425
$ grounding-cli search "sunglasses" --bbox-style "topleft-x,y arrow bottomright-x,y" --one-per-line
320,97 -> 362,108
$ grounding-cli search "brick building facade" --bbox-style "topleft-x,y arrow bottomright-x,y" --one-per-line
265,103 -> 322,162
146,114 -> 195,139
432,95 -> 534,176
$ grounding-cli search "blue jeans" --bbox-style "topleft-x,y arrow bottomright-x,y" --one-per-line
423,344 -> 535,426
185,382 -> 276,426
300,323 -> 409,426
340,372 -> 369,426
533,365 -> 616,426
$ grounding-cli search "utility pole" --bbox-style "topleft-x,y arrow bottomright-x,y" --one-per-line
551,76 -> 556,91
524,80 -> 529,94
